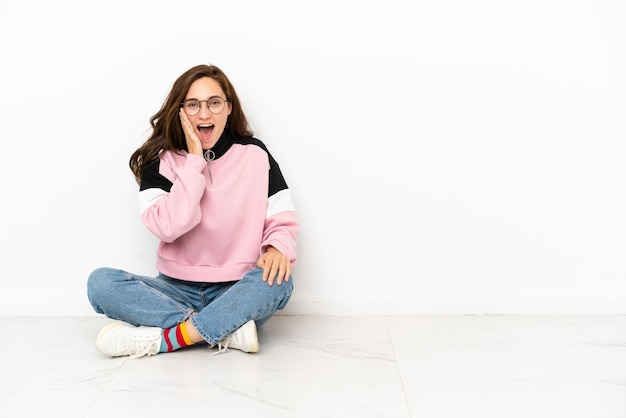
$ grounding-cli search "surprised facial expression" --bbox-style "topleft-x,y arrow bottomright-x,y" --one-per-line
184,77 -> 232,150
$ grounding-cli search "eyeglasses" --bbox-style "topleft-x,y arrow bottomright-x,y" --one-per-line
180,96 -> 228,116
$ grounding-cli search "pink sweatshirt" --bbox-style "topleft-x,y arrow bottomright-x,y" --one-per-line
137,135 -> 298,283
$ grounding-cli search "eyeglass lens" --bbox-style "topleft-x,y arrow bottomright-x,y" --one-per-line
182,98 -> 226,115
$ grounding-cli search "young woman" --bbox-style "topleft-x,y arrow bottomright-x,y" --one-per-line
87,64 -> 298,358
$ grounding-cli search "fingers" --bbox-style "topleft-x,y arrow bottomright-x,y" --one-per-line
261,254 -> 290,286
179,109 -> 202,155
179,108 -> 192,133
263,259 -> 279,286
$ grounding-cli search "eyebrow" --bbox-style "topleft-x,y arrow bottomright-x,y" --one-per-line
184,95 -> 224,101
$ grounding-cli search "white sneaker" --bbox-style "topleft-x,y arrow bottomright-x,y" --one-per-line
214,320 -> 258,354
96,322 -> 162,358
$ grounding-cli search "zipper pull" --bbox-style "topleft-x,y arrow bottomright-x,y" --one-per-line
203,150 -> 215,185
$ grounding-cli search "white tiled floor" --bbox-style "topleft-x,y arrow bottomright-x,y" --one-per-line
1,315 -> 625,417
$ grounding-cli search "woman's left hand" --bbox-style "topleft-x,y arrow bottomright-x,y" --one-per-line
180,108 -> 203,156
257,247 -> 291,286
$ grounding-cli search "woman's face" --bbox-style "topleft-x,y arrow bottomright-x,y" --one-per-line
184,77 -> 232,149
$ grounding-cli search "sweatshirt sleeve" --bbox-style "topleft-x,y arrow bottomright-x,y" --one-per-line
260,151 -> 299,266
138,153 -> 207,243
262,202 -> 299,266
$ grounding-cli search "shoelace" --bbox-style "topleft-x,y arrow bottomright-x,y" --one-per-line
129,339 -> 160,359
211,338 -> 230,356
211,329 -> 241,356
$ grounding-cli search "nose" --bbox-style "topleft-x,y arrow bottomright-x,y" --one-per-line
198,102 -> 212,118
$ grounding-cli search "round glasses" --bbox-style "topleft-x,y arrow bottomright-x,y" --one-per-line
180,96 -> 228,116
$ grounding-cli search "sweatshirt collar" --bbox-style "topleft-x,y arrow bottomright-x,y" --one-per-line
204,131 -> 234,160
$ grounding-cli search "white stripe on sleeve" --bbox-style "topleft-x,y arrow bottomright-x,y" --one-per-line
266,189 -> 295,218
138,188 -> 168,215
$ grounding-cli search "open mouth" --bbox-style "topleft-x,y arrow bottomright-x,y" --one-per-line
197,124 -> 214,138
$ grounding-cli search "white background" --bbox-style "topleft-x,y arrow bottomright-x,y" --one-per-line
0,0 -> 624,316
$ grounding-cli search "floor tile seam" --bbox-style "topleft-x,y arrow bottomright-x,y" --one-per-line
384,316 -> 415,418
83,359 -> 128,416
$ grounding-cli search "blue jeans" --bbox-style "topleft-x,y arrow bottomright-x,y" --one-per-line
87,266 -> 293,346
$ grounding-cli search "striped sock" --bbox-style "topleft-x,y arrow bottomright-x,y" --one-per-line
159,322 -> 194,353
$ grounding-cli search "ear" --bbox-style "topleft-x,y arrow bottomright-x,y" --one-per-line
226,101 -> 233,116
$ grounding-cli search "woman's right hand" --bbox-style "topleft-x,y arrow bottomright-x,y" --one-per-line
180,108 -> 203,156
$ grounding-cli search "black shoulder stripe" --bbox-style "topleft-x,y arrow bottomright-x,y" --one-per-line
267,153 -> 288,197
232,136 -> 289,198
139,159 -> 173,192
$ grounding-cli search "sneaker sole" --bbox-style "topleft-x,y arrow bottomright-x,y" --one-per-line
242,320 -> 259,353
95,322 -> 123,356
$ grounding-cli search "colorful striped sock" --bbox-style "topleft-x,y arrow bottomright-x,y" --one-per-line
159,322 -> 194,353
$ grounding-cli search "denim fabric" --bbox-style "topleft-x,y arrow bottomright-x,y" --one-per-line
87,266 -> 293,345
